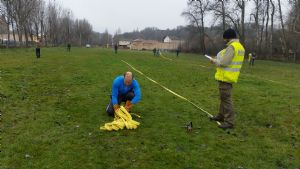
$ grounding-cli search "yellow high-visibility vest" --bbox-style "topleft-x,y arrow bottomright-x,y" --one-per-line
215,41 -> 245,83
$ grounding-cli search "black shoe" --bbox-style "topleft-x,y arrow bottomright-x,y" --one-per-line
209,116 -> 224,122
218,123 -> 234,130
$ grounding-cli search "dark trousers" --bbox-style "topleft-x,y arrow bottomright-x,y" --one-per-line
218,81 -> 234,125
36,48 -> 40,58
249,59 -> 255,66
106,92 -> 134,116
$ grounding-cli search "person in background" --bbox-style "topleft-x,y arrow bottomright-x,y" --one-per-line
153,48 -> 157,56
67,43 -> 71,52
36,40 -> 41,59
176,47 -> 181,57
250,52 -> 257,66
248,52 -> 252,65
114,43 -> 118,54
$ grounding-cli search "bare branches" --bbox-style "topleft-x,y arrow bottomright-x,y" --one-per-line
182,0 -> 211,54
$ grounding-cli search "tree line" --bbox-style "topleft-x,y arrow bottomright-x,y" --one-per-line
1,0 -> 299,62
0,0 -> 99,47
182,0 -> 300,62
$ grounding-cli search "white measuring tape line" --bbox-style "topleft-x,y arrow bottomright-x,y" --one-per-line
160,53 -> 207,68
121,60 -> 221,125
160,55 -> 173,61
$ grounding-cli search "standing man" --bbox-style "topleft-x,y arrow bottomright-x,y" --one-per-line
176,47 -> 181,57
248,52 -> 252,65
106,71 -> 141,116
35,40 -> 41,58
114,43 -> 118,54
250,52 -> 257,66
67,43 -> 71,52
153,48 -> 157,56
209,28 -> 245,129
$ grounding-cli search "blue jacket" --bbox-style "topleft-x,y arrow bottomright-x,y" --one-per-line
112,76 -> 141,105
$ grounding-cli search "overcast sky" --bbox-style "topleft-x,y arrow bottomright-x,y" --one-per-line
58,0 -> 188,34
58,0 -> 291,34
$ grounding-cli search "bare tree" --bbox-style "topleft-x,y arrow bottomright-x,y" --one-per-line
215,1 -> 247,45
278,0 -> 288,56
270,0 -> 275,58
46,0 -> 62,46
32,0 -> 45,43
289,0 -> 300,35
209,0 -> 229,32
265,0 -> 270,57
0,0 -> 12,47
182,0 -> 210,54
237,0 -> 246,45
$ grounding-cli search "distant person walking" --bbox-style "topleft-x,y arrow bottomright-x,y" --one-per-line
250,52 -> 257,66
209,28 -> 245,129
114,43 -> 118,54
153,48 -> 157,56
67,43 -> 71,52
248,53 -> 252,65
35,41 -> 41,59
156,49 -> 161,56
176,47 -> 181,57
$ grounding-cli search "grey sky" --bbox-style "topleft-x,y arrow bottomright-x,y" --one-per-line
58,0 -> 291,34
58,0 -> 188,34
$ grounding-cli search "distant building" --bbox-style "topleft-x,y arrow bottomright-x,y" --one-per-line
130,36 -> 184,51
0,33 -> 40,47
130,39 -> 159,50
163,36 -> 172,43
118,40 -> 131,49
0,34 -> 39,42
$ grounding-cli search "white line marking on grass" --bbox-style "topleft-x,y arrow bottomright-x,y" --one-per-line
121,60 -> 220,125
160,55 -> 173,61
242,74 -> 300,88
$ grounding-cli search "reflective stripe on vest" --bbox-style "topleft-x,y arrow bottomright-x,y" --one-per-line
215,41 -> 245,83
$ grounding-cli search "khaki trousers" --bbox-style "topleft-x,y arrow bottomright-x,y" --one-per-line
218,81 -> 234,125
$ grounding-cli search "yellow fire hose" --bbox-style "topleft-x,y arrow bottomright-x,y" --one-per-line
100,106 -> 140,131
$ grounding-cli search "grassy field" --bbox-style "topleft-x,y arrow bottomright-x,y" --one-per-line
1,47 -> 300,169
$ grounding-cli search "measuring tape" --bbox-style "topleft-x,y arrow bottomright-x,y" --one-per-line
121,60 -> 221,125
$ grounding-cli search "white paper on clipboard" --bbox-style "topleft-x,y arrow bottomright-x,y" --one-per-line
204,54 -> 213,60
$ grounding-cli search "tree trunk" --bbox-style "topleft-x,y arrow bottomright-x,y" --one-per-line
240,1 -> 245,45
5,0 -> 10,48
17,24 -> 22,45
259,10 -> 265,55
201,12 -> 206,54
265,0 -> 270,59
221,0 -> 226,31
255,0 -> 260,52
35,22 -> 39,42
270,0 -> 275,58
40,18 -> 44,43
278,0 -> 288,58
10,16 -> 16,46
6,19 -> 10,48
24,26 -> 29,47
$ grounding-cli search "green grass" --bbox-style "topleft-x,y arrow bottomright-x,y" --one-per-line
1,47 -> 300,169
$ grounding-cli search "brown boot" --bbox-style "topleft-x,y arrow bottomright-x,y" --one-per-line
218,123 -> 234,129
